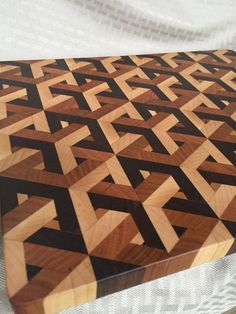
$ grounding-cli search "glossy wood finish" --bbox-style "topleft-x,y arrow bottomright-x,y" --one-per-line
0,49 -> 236,314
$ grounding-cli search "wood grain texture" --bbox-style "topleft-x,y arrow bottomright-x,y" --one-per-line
0,49 -> 236,314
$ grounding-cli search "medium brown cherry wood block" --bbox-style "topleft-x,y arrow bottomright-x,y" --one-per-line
0,50 -> 236,314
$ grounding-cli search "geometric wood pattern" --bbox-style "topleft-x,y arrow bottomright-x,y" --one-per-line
0,49 -> 236,314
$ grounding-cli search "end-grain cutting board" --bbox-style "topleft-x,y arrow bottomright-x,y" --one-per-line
0,49 -> 235,314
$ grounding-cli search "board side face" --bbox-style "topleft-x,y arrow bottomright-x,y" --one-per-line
0,49 -> 235,314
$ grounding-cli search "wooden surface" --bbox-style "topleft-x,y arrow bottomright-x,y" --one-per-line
0,49 -> 235,314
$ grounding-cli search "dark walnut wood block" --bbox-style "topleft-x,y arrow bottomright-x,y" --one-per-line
0,49 -> 236,314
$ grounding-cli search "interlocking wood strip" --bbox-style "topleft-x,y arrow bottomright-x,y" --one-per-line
0,49 -> 236,314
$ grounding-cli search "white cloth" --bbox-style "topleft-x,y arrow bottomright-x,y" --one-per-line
0,0 -> 235,61
0,1 -> 236,313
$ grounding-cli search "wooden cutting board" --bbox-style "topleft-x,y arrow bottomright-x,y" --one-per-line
0,49 -> 235,314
